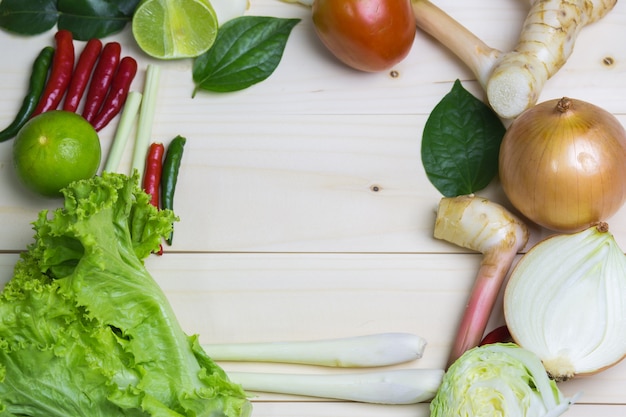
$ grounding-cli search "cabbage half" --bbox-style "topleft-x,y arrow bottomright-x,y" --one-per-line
430,343 -> 573,417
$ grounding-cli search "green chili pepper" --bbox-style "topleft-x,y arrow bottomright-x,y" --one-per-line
161,135 -> 187,245
0,46 -> 54,142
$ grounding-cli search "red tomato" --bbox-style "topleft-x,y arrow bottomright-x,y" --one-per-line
312,0 -> 415,72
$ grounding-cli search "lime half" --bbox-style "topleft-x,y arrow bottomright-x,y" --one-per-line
132,0 -> 219,59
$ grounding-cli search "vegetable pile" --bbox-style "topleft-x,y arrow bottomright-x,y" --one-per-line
1,0 -> 625,413
0,30 -> 138,142
0,172 -> 251,417
419,2 -> 626,411
141,136 -> 186,252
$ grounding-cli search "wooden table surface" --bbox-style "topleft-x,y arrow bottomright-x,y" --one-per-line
2,1 -> 626,415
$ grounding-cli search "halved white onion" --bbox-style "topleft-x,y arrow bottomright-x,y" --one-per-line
503,223 -> 626,381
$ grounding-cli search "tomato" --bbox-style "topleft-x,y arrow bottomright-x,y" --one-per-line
312,0 -> 415,72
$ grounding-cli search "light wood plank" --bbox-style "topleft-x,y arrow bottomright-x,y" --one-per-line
5,111 -> 626,253
246,402 -> 626,417
3,252 -> 625,406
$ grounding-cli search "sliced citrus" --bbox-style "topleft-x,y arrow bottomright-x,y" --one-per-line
132,0 -> 219,59
12,111 -> 101,198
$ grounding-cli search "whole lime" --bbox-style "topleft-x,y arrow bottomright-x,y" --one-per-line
13,111 -> 101,197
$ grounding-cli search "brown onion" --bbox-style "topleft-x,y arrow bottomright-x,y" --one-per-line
499,97 -> 626,232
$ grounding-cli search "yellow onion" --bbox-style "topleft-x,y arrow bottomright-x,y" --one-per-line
503,223 -> 626,381
499,97 -> 626,232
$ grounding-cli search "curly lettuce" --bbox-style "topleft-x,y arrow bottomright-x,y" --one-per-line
0,172 -> 251,417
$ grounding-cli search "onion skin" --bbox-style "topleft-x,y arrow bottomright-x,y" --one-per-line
312,0 -> 416,72
499,97 -> 626,232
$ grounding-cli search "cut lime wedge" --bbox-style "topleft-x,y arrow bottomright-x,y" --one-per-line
132,0 -> 219,59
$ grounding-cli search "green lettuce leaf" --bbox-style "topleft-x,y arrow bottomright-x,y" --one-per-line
0,172 -> 251,417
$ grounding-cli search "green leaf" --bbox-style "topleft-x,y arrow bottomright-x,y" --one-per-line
0,0 -> 58,35
193,16 -> 300,94
58,0 -> 139,40
0,0 -> 139,40
421,80 -> 506,197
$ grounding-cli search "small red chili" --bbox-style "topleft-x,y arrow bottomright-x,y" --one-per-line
31,30 -> 75,117
91,56 -> 138,131
62,38 -> 102,112
143,142 -> 165,255
479,325 -> 512,346
143,142 -> 165,209
82,41 -> 121,123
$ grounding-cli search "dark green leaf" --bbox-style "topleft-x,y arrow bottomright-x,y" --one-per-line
0,0 -> 58,35
0,0 -> 138,39
421,80 -> 506,197
192,16 -> 300,94
58,0 -> 138,40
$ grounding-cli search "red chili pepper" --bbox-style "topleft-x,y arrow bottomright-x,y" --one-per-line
82,41 -> 121,123
62,38 -> 102,112
91,56 -> 138,131
31,30 -> 75,117
479,325 -> 512,346
143,142 -> 165,255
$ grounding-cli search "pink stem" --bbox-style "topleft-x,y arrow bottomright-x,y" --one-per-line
446,249 -> 518,368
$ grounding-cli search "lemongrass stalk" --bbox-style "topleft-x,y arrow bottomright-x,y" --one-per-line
203,333 -> 427,367
131,64 -> 161,180
411,0 -> 499,89
433,195 -> 528,368
486,0 -> 616,118
228,368 -> 444,404
102,91 -> 142,174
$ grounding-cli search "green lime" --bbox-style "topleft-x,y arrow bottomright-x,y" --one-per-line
12,111 -> 101,198
132,0 -> 219,59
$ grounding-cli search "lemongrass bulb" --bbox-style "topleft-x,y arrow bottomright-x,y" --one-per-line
499,97 -> 626,232
503,223 -> 626,381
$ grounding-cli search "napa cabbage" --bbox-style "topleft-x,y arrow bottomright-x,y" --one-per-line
430,343 -> 573,417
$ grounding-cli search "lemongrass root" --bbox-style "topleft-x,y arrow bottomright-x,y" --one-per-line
486,0 -> 617,118
434,195 -> 529,368
410,0 -> 616,118
203,333 -> 427,367
228,369 -> 444,404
